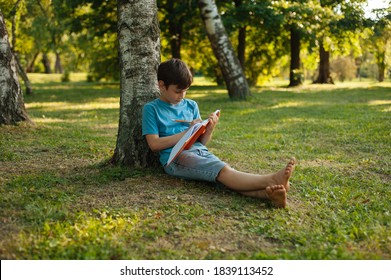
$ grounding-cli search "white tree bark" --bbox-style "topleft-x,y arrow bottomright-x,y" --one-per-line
0,11 -> 30,125
111,0 -> 160,168
199,0 -> 250,100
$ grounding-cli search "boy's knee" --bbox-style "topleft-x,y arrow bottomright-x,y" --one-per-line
216,165 -> 230,180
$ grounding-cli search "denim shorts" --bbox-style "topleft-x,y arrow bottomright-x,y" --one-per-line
164,146 -> 226,182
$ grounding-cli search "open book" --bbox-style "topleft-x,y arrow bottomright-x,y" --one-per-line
166,110 -> 220,166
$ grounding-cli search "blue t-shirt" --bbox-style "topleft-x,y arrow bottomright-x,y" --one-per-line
142,98 -> 205,165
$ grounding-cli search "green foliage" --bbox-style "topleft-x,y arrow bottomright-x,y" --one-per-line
61,0 -> 119,80
367,6 -> 391,81
4,0 -> 388,84
1,77 -> 390,259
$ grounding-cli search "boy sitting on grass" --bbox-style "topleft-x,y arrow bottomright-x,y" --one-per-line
142,58 -> 296,208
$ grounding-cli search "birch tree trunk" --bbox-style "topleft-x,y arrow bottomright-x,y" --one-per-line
111,0 -> 160,168
0,11 -> 30,125
199,0 -> 250,100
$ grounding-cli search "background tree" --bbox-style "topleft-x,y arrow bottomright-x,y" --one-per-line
0,10 -> 30,125
9,0 -> 33,95
220,0 -> 286,85
110,0 -> 160,168
199,0 -> 250,100
7,0 -> 61,75
272,0 -> 325,87
52,0 -> 118,81
158,1 -> 198,59
289,24 -> 302,87
313,0 -> 338,84
370,6 -> 391,82
314,0 -> 366,84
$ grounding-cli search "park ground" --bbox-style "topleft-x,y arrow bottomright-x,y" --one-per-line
0,74 -> 390,259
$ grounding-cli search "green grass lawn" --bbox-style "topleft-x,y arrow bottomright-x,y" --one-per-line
0,75 -> 390,259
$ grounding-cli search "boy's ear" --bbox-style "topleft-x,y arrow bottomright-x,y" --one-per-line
158,80 -> 166,90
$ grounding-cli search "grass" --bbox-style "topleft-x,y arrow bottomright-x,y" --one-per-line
0,75 -> 390,260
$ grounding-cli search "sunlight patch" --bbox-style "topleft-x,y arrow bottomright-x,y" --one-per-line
271,101 -> 308,109
368,100 -> 391,112
27,100 -> 119,111
27,101 -> 68,109
33,117 -> 68,124
238,108 -> 258,115
32,117 -> 98,124
368,100 -> 391,106
282,117 -> 305,123
187,93 -> 208,98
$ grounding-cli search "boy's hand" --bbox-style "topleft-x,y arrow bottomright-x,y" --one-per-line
199,110 -> 219,146
207,111 -> 219,129
190,118 -> 202,127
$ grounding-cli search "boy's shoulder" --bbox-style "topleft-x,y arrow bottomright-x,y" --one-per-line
183,98 -> 198,106
144,98 -> 160,110
144,98 -> 198,108
145,98 -> 160,105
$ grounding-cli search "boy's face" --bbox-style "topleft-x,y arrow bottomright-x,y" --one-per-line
158,81 -> 189,105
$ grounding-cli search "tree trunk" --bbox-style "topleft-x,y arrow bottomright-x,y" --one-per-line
378,63 -> 385,82
167,2 -> 183,59
0,11 -> 30,125
234,0 -> 246,71
314,41 -> 334,84
111,0 -> 160,168
355,57 -> 362,79
14,53 -> 33,95
376,49 -> 385,82
288,26 -> 302,87
199,0 -> 250,100
10,0 -> 33,95
26,52 -> 39,73
42,53 -> 51,73
237,26 -> 246,71
54,52 -> 63,74
169,21 -> 182,59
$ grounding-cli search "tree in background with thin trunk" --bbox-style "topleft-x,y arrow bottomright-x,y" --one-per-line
10,0 -> 33,95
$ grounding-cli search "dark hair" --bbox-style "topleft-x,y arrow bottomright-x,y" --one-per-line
157,58 -> 193,90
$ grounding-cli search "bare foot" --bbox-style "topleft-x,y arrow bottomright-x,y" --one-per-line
266,185 -> 287,208
272,157 -> 296,192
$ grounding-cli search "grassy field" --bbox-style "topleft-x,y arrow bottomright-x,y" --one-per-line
0,75 -> 390,259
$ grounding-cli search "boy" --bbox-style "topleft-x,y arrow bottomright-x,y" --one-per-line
142,58 -> 296,208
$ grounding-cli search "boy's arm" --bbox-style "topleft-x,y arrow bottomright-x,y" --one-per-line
145,131 -> 187,152
199,111 -> 219,146
145,118 -> 202,152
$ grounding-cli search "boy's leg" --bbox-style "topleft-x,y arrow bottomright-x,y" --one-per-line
237,185 -> 287,208
164,148 -> 227,182
216,158 -> 296,192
